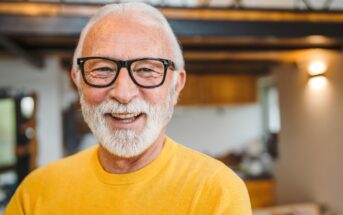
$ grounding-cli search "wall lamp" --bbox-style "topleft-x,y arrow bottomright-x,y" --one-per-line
307,60 -> 328,90
307,60 -> 327,77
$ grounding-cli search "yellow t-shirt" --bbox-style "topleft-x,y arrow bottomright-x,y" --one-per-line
4,137 -> 251,215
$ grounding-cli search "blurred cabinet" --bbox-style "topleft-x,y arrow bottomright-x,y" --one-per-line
245,179 -> 275,209
0,90 -> 37,207
179,74 -> 257,105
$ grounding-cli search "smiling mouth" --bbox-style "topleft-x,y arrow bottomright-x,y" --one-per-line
108,112 -> 144,123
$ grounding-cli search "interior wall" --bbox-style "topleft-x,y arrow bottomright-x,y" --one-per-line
274,50 -> 343,213
0,56 -> 65,166
167,104 -> 263,156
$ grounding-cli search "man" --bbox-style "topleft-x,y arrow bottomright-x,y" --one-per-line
5,2 -> 251,214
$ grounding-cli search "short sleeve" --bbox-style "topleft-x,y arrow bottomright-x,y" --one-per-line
190,166 -> 252,215
4,180 -> 28,215
4,169 -> 44,215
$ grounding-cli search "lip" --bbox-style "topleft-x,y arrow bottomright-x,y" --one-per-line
104,112 -> 146,131
111,112 -> 140,119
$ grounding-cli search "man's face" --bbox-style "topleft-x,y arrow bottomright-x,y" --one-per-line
74,15 -> 185,157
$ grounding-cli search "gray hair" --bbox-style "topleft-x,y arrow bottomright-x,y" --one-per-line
72,2 -> 184,85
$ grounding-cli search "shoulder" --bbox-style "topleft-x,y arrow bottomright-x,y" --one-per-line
167,137 -> 246,190
169,137 -> 238,179
167,138 -> 252,214
23,145 -> 97,185
4,146 -> 98,214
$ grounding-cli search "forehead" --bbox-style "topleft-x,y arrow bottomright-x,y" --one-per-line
82,14 -> 173,60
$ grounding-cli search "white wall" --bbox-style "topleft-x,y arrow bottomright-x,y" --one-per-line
274,50 -> 343,213
0,56 -> 65,166
167,104 -> 263,156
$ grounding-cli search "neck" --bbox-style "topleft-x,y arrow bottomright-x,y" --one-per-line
97,132 -> 166,174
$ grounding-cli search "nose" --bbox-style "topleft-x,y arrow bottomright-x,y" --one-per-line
108,68 -> 139,104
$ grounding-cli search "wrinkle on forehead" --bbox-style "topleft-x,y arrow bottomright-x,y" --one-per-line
81,14 -> 173,60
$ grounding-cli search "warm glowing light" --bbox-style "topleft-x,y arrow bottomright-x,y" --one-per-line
306,35 -> 330,43
20,96 -> 34,118
307,61 -> 327,76
308,76 -> 327,90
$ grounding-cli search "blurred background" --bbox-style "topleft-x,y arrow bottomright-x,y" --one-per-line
0,0 -> 343,214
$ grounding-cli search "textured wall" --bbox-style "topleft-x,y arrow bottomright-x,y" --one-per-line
274,50 -> 343,213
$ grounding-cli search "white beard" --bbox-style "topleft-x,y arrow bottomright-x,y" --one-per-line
80,88 -> 175,158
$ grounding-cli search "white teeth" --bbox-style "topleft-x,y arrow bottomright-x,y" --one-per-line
111,113 -> 139,119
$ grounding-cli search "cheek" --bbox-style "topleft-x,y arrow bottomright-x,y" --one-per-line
82,85 -> 108,105
140,90 -> 162,105
140,79 -> 173,105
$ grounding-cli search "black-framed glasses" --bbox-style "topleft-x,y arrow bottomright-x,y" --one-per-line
77,57 -> 176,88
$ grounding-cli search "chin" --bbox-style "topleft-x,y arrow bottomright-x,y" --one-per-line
99,127 -> 162,158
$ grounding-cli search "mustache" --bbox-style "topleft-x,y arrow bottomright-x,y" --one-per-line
95,98 -> 151,115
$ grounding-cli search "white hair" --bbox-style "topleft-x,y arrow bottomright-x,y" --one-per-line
72,2 -> 184,85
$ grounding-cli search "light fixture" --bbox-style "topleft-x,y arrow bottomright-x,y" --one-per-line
306,60 -> 328,90
307,60 -> 327,76
308,76 -> 328,90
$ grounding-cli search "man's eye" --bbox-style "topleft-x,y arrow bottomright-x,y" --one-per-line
135,68 -> 154,73
135,67 -> 161,74
134,68 -> 162,79
92,67 -> 114,73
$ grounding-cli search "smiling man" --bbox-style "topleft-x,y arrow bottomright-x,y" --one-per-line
5,3 -> 251,215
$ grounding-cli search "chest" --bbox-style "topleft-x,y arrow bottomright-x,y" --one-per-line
33,175 -> 205,215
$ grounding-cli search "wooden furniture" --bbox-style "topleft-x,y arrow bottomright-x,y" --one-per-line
245,179 -> 275,209
178,74 -> 257,105
253,203 -> 321,215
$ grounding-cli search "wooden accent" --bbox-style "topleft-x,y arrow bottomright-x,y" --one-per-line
0,35 -> 44,69
185,50 -> 294,62
162,8 -> 343,22
184,49 -> 331,63
185,60 -> 273,75
180,36 -> 340,48
0,2 -> 98,17
253,203 -> 321,215
1,2 -> 343,23
245,179 -> 275,209
18,93 -> 38,171
178,74 -> 257,105
1,3 -> 343,49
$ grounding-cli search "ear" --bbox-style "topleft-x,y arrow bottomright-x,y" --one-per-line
172,69 -> 186,105
71,68 -> 80,89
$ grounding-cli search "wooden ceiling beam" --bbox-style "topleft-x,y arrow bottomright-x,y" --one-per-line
1,2 -> 343,22
184,50 -> 300,62
1,14 -> 343,39
1,2 -> 343,59
0,35 -> 44,68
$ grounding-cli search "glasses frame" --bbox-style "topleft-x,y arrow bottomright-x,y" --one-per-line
77,56 -> 176,89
